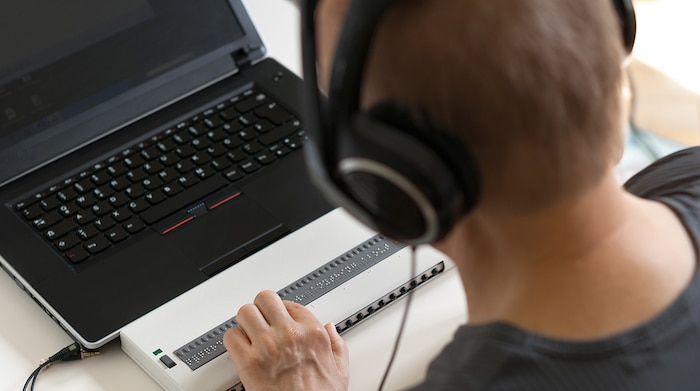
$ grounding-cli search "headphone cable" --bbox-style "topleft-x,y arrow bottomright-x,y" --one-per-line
377,245 -> 418,391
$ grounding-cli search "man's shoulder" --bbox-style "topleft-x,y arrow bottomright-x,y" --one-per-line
624,146 -> 700,198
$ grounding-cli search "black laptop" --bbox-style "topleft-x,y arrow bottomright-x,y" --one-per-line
0,0 -> 330,348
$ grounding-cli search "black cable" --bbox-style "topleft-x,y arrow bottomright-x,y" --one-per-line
377,245 -> 418,391
23,342 -> 100,391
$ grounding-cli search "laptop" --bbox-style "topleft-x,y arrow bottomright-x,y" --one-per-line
0,0 -> 335,348
0,0 -> 452,388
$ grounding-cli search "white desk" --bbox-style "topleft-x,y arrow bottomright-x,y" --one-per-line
0,1 -> 467,390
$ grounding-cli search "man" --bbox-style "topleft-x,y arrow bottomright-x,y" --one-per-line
224,0 -> 700,389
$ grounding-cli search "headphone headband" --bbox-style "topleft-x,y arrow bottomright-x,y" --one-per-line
301,0 -> 636,244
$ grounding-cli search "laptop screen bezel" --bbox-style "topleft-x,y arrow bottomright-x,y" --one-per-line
0,0 -> 266,187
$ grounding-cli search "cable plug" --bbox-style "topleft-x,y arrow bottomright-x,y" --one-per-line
39,343 -> 100,368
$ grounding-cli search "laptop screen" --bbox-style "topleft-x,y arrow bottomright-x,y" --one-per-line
0,0 -> 252,185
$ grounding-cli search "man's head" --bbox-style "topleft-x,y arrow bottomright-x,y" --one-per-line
315,0 -> 627,217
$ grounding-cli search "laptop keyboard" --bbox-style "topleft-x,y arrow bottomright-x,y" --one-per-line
12,88 -> 306,265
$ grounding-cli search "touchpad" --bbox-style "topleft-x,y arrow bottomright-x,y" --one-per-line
164,193 -> 288,276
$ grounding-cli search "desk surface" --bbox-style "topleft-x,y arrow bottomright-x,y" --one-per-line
1,1 -> 697,390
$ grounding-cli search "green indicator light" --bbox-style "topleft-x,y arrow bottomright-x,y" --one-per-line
153,348 -> 163,356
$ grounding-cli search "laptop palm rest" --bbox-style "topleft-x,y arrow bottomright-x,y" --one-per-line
163,193 -> 288,276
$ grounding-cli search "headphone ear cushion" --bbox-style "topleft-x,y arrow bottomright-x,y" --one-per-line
613,0 -> 636,54
332,103 -> 478,243
366,103 -> 480,213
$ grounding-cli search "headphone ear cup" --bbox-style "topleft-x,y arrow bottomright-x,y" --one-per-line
332,104 -> 478,244
612,0 -> 637,54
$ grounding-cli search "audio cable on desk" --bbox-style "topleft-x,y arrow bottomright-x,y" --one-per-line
23,342 -> 100,391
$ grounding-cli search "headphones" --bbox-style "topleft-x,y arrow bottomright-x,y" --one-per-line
301,0 -> 636,245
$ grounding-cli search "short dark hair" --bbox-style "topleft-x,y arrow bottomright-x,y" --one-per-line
362,0 -> 626,213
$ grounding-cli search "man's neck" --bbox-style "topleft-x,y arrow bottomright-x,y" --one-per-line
440,172 -> 695,339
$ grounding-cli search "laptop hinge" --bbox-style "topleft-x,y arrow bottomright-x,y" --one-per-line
232,45 -> 263,70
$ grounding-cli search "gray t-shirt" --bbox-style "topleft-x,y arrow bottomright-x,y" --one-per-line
408,147 -> 700,390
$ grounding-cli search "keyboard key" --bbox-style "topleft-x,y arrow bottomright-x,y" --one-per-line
109,176 -> 131,191
90,170 -> 111,186
156,139 -> 177,152
33,211 -> 61,230
124,154 -> 145,168
157,167 -> 180,183
66,247 -> 90,264
194,166 -> 217,179
106,227 -> 129,243
177,173 -> 200,188
126,169 -> 148,183
106,161 -> 129,177
206,143 -> 228,157
55,234 -> 81,252
143,161 -> 164,175
94,216 -> 116,231
123,217 -> 146,234
176,145 -> 196,158
234,93 -> 267,113
92,185 -> 114,200
76,225 -> 100,240
74,178 -> 95,194
254,119 -> 274,133
44,220 -> 77,241
15,198 -> 36,211
141,145 -> 160,161
207,129 -> 228,142
210,157 -> 232,171
255,152 -> 276,165
238,113 -> 256,127
84,235 -> 111,254
21,204 -> 43,220
242,141 -> 263,155
91,201 -> 112,216
239,158 -> 261,174
204,116 -> 223,129
56,188 -> 78,203
107,193 -> 130,207
226,148 -> 247,163
258,122 -> 301,146
191,137 -> 212,150
58,202 -> 79,218
74,210 -> 95,225
76,194 -> 98,209
142,177 -> 163,191
124,184 -> 146,199
110,207 -> 133,223
162,182 -> 184,197
145,191 -> 167,205
255,102 -> 292,125
224,168 -> 245,182
128,199 -> 150,214
219,107 -> 239,121
39,196 -> 61,211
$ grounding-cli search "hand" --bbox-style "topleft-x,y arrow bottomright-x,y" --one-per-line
224,290 -> 350,391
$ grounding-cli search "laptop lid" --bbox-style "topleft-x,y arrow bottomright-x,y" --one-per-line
0,0 -> 264,186
0,0 -> 336,349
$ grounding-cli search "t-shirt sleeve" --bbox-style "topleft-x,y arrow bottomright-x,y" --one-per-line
624,146 -> 700,239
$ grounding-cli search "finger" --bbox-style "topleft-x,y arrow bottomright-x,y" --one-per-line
283,299 -> 320,324
253,290 -> 293,326
223,326 -> 251,361
236,302 -> 269,336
